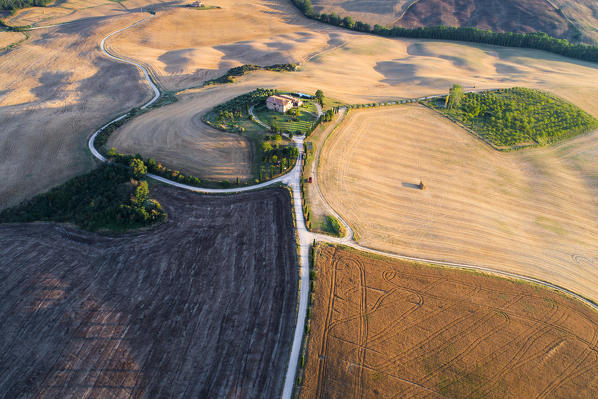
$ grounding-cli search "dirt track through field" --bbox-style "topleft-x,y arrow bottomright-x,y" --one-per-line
301,244 -> 598,398
0,186 -> 298,398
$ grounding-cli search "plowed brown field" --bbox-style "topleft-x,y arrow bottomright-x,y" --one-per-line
318,105 -> 598,303
0,186 -> 298,398
301,244 -> 598,398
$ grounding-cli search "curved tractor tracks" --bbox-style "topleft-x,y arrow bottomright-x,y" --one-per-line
89,17 -> 598,399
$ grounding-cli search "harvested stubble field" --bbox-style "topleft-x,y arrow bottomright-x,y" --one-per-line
5,0 -> 172,27
0,186 -> 298,398
0,13 -> 153,209
301,244 -> 598,398
106,0 -> 332,90
318,105 -> 598,303
107,85 -> 255,181
0,31 -> 25,48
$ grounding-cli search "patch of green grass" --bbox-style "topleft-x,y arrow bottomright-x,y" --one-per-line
324,215 -> 344,237
254,101 -> 318,135
321,96 -> 345,111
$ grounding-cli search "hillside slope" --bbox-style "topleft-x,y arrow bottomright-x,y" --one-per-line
312,0 -> 597,43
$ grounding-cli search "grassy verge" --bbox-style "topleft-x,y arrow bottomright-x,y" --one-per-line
292,240 -> 317,399
0,162 -> 165,232
425,87 -> 598,149
300,109 -> 346,237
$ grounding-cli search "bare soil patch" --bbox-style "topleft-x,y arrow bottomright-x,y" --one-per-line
318,105 -> 598,302
399,0 -> 573,39
301,244 -> 598,398
0,185 -> 298,398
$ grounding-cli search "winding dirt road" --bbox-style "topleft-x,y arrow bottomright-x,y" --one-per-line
88,17 -> 598,399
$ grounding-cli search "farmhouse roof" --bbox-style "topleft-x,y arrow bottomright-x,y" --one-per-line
267,95 -> 292,106
278,94 -> 300,102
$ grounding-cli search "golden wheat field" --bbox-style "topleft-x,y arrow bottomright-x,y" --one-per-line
301,244 -> 598,398
318,105 -> 598,303
6,0 -> 170,27
107,25 -> 598,180
106,0 -> 333,90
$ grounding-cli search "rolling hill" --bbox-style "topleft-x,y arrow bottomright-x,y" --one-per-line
311,0 -> 598,44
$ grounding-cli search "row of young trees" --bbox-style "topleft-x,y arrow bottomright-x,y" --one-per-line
0,161 -> 166,231
290,0 -> 598,63
435,87 -> 598,147
204,64 -> 297,86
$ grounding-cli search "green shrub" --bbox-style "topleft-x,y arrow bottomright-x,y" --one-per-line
325,215 -> 342,236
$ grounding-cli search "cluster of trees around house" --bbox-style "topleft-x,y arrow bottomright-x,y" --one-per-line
206,88 -> 275,130
290,0 -> 598,63
204,64 -> 297,86
0,0 -> 49,11
0,161 -> 166,231
259,139 -> 299,180
434,87 -> 598,147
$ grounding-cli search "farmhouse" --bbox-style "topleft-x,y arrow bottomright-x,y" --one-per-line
279,94 -> 303,107
266,95 -> 302,113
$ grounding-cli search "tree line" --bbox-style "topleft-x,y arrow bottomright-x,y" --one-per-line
0,161 -> 166,231
290,0 -> 598,63
204,64 -> 297,86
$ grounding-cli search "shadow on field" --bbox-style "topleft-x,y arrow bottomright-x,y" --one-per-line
402,181 -> 421,189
